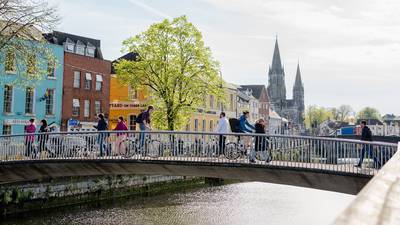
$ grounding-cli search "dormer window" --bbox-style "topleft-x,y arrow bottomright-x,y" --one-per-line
86,42 -> 95,57
75,40 -> 85,55
64,38 -> 75,53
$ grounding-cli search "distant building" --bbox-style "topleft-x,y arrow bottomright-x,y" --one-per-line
0,28 -> 64,134
109,53 -> 149,130
239,85 -> 270,122
267,37 -> 305,131
44,31 -> 111,131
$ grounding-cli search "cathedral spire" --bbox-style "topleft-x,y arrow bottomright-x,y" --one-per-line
271,36 -> 282,70
294,61 -> 303,87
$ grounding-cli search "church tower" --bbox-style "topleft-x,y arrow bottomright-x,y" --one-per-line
267,37 -> 286,113
293,62 -> 305,127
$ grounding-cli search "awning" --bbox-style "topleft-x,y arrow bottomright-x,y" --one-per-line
85,73 -> 92,80
96,74 -> 103,82
73,99 -> 80,107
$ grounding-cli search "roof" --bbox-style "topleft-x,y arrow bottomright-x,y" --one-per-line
356,119 -> 384,126
269,110 -> 281,119
240,85 -> 267,99
43,31 -> 103,59
294,62 -> 303,88
271,37 -> 282,70
111,52 -> 140,74
0,22 -> 43,41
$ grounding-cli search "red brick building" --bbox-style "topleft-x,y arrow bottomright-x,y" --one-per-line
45,31 -> 111,131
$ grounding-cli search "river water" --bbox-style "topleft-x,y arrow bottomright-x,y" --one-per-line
2,182 -> 354,225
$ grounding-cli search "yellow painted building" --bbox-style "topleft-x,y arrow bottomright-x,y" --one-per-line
109,75 -> 149,130
185,82 -> 238,132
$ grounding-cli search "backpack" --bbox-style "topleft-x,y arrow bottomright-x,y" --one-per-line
135,112 -> 144,124
229,118 -> 241,133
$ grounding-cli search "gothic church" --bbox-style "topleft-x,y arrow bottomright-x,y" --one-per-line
267,38 -> 305,130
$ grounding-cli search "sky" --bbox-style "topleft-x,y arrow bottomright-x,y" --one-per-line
47,0 -> 400,115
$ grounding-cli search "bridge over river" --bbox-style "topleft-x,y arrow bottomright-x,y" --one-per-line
0,131 -> 397,195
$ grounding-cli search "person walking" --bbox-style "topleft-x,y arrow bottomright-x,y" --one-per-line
136,106 -> 154,150
25,118 -> 36,158
356,120 -> 380,168
215,112 -> 230,156
251,119 -> 271,163
94,113 -> 108,157
38,119 -> 49,156
114,116 -> 128,156
239,111 -> 255,161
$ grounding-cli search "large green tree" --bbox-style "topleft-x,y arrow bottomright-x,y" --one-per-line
115,16 -> 223,130
0,0 -> 59,86
357,107 -> 381,120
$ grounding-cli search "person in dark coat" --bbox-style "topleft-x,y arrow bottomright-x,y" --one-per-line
38,119 -> 49,154
94,113 -> 108,156
250,119 -> 271,163
356,120 -> 380,168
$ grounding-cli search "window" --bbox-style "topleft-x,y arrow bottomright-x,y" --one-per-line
210,95 -> 214,109
84,100 -> 90,118
128,87 -> 138,100
25,87 -> 34,114
76,41 -> 85,55
202,119 -> 206,132
95,100 -> 101,115
129,115 -> 137,130
194,119 -> 198,131
5,49 -> 16,72
47,60 -> 55,78
27,54 -> 36,74
3,85 -> 13,113
72,99 -> 80,116
45,89 -> 55,115
85,73 -> 92,90
2,125 -> 11,135
210,120 -> 214,131
73,71 -> 80,88
95,75 -> 102,91
86,47 -> 95,57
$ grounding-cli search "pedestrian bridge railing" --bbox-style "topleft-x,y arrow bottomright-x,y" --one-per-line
0,131 -> 398,175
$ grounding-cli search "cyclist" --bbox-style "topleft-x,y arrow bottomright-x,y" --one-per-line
239,111 -> 255,161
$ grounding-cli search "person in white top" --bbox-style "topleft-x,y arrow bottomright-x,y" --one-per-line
215,112 -> 230,155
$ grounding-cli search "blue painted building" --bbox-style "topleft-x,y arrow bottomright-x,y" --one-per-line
0,42 -> 64,135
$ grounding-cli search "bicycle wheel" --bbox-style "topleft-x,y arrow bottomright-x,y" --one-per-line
225,143 -> 241,160
146,140 -> 161,158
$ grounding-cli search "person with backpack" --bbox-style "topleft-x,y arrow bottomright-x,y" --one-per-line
239,111 -> 255,160
94,113 -> 108,156
355,120 -> 380,168
136,106 -> 154,149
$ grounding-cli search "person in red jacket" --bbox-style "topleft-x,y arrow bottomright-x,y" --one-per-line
114,116 -> 128,155
25,118 -> 36,158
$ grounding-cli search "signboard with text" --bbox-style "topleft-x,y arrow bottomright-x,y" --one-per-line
110,101 -> 147,110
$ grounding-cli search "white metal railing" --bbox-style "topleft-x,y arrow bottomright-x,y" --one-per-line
0,131 -> 397,175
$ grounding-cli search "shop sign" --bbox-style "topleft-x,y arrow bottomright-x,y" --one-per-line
110,102 -> 147,109
4,119 -> 31,125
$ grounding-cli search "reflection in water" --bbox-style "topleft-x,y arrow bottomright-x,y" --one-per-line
2,182 -> 354,225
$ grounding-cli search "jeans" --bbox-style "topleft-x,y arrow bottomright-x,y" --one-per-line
358,144 -> 380,168
218,135 -> 226,155
139,123 -> 147,149
98,133 -> 108,156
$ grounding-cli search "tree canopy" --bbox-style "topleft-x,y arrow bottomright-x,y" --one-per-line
115,16 -> 223,130
357,107 -> 381,120
305,105 -> 333,134
0,0 -> 59,87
